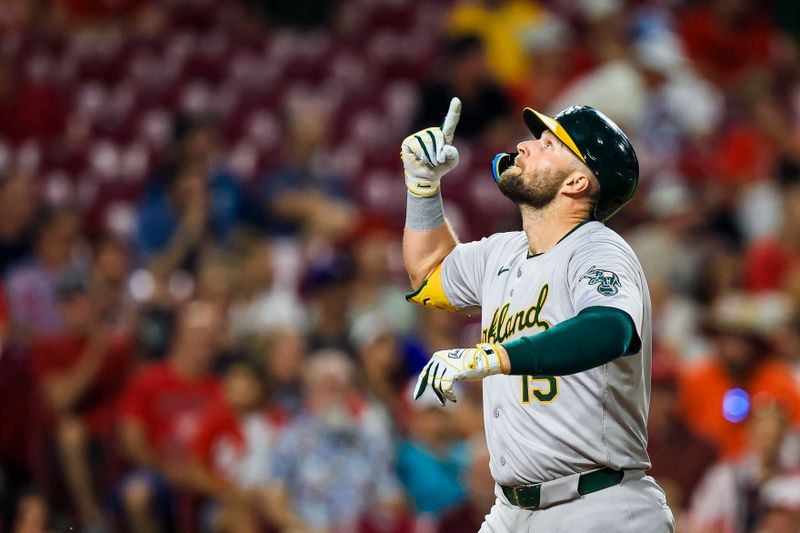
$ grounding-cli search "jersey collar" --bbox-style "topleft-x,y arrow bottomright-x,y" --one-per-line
526,220 -> 592,259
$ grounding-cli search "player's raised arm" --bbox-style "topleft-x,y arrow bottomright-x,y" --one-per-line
401,97 -> 462,290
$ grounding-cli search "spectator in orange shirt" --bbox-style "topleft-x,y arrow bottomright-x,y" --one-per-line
677,292 -> 800,460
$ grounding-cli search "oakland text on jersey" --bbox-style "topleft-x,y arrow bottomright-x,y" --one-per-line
482,283 -> 551,344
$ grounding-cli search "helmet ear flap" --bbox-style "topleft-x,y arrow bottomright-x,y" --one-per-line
491,152 -> 518,184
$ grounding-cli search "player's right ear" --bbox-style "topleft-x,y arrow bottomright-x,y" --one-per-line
560,171 -> 590,196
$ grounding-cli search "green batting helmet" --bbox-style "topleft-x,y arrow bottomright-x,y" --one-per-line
491,105 -> 639,221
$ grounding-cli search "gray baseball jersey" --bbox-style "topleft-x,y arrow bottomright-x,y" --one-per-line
417,221 -> 652,486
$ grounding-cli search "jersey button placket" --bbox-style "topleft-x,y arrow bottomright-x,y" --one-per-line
493,408 -> 500,418
500,456 -> 507,466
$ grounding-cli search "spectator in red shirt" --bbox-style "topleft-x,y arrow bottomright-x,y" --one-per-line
678,0 -> 773,87
31,272 -> 133,530
745,183 -> 800,293
116,300 -> 224,533
188,357 -> 284,533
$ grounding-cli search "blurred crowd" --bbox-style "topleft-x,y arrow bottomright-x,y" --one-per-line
2,0 -> 800,532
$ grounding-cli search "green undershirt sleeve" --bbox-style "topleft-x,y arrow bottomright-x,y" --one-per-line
502,306 -> 638,376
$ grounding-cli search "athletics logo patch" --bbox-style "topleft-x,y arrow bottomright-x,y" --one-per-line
580,266 -> 621,296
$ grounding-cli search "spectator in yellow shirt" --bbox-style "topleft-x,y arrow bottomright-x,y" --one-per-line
446,0 -> 545,86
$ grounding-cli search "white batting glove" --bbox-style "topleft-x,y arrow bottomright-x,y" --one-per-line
401,97 -> 461,197
413,343 -> 505,405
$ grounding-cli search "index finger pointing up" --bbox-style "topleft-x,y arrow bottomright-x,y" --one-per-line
441,97 -> 461,144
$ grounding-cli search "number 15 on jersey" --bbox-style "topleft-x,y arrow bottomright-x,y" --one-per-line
521,375 -> 559,403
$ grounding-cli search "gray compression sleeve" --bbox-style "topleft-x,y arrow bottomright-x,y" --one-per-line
405,191 -> 445,231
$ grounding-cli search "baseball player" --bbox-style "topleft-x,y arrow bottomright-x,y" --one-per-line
402,97 -> 675,531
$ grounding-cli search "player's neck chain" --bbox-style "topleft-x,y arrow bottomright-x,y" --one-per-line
482,284 -> 551,344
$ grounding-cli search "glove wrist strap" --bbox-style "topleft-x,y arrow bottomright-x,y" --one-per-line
405,172 -> 441,197
476,343 -> 505,375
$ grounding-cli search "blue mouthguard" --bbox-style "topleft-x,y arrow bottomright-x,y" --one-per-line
491,152 -> 517,184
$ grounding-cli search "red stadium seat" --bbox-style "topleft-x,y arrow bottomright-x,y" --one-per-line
14,140 -> 42,176
329,141 -> 366,179
42,169 -> 75,205
361,169 -> 406,214
138,108 -> 174,151
226,138 -> 261,182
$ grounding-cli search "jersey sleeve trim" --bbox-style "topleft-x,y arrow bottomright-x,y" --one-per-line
405,263 -> 459,313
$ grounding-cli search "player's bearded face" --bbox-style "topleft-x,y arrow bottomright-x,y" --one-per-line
498,158 -> 568,209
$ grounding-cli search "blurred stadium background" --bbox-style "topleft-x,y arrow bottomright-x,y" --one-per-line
2,0 -> 800,531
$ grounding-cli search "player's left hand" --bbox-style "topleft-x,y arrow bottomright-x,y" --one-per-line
413,343 -> 505,405
401,97 -> 461,197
